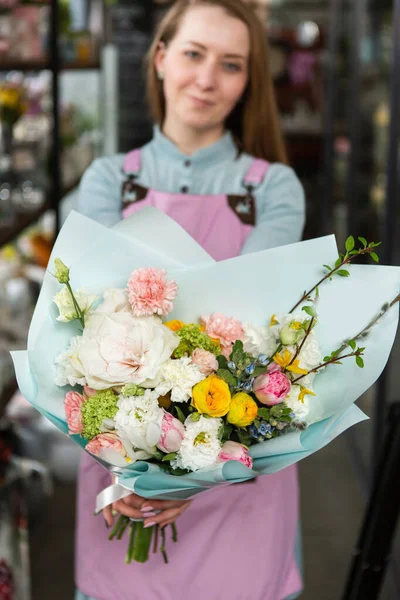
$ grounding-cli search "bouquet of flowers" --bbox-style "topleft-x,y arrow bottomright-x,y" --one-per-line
11,208 -> 399,564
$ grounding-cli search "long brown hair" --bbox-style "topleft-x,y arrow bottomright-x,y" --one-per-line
146,0 -> 287,164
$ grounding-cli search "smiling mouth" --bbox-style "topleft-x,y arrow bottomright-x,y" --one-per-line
189,96 -> 215,107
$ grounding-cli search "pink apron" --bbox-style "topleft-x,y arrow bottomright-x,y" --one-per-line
75,149 -> 302,600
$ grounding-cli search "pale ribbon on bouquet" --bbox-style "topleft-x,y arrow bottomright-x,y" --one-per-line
95,467 -> 236,517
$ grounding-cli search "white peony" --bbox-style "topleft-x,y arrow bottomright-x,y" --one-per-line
285,384 -> 312,420
77,312 -> 179,390
54,287 -> 98,322
172,415 -> 222,472
93,288 -> 130,315
54,335 -> 86,386
155,356 -> 205,403
242,322 -> 277,357
115,390 -> 163,456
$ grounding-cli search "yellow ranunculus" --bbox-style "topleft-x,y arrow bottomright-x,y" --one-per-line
192,375 -> 231,417
227,392 -> 258,427
164,320 -> 185,332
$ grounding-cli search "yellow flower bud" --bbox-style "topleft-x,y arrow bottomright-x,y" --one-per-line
227,392 -> 258,427
192,375 -> 231,417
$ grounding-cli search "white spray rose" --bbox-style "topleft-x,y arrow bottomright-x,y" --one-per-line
53,287 -> 98,322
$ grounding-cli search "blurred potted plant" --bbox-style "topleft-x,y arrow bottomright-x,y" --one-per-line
0,81 -> 27,156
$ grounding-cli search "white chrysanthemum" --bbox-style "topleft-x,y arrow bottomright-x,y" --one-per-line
54,287 -> 98,322
285,384 -> 311,420
155,357 -> 205,403
54,336 -> 86,387
242,322 -> 277,357
115,391 -> 163,455
172,415 -> 222,472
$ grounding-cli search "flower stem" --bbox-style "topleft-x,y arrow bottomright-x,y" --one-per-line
132,521 -> 154,563
66,282 -> 85,328
160,527 -> 168,564
125,521 -> 137,564
171,522 -> 178,543
153,525 -> 159,554
288,317 -> 315,367
108,515 -> 126,541
291,351 -> 359,384
289,247 -> 376,314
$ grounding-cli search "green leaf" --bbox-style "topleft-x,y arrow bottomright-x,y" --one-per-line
370,252 -> 379,263
323,264 -> 332,271
323,356 -> 331,362
336,269 -> 350,277
348,339 -> 356,350
345,236 -> 355,252
253,366 -> 268,377
162,452 -> 177,462
302,305 -> 317,318
217,355 -> 228,370
231,340 -> 243,356
335,257 -> 342,268
217,368 -> 238,387
258,408 -> 270,419
370,241 -> 382,247
356,356 -> 364,368
222,423 -> 233,441
174,405 -> 186,424
358,236 -> 367,248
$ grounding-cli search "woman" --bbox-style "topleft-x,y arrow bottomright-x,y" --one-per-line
76,1 -> 305,599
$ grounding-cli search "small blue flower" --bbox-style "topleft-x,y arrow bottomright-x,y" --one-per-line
245,363 -> 255,375
243,379 -> 254,393
227,361 -> 236,372
289,412 -> 295,418
249,424 -> 258,438
259,423 -> 268,435
258,354 -> 268,366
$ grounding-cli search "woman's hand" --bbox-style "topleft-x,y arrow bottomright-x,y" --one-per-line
103,492 -> 191,529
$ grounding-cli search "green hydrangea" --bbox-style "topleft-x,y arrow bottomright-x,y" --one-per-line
81,390 -> 119,440
174,324 -> 220,358
121,384 -> 145,397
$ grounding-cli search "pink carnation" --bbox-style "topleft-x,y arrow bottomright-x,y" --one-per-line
64,391 -> 85,434
200,312 -> 245,358
127,267 -> 178,317
86,433 -> 125,457
191,348 -> 219,376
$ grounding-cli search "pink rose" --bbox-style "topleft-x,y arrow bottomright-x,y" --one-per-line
157,411 -> 185,453
200,313 -> 244,358
86,433 -> 125,458
217,441 -> 253,469
191,348 -> 219,376
253,371 -> 291,406
64,391 -> 85,434
83,385 -> 97,398
127,267 -> 178,317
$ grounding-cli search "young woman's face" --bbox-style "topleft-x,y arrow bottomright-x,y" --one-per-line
156,5 -> 250,134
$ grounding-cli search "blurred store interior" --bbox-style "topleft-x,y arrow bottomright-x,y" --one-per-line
0,0 -> 399,598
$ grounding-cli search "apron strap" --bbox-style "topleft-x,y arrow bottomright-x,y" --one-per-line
243,158 -> 270,187
123,148 -> 142,175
